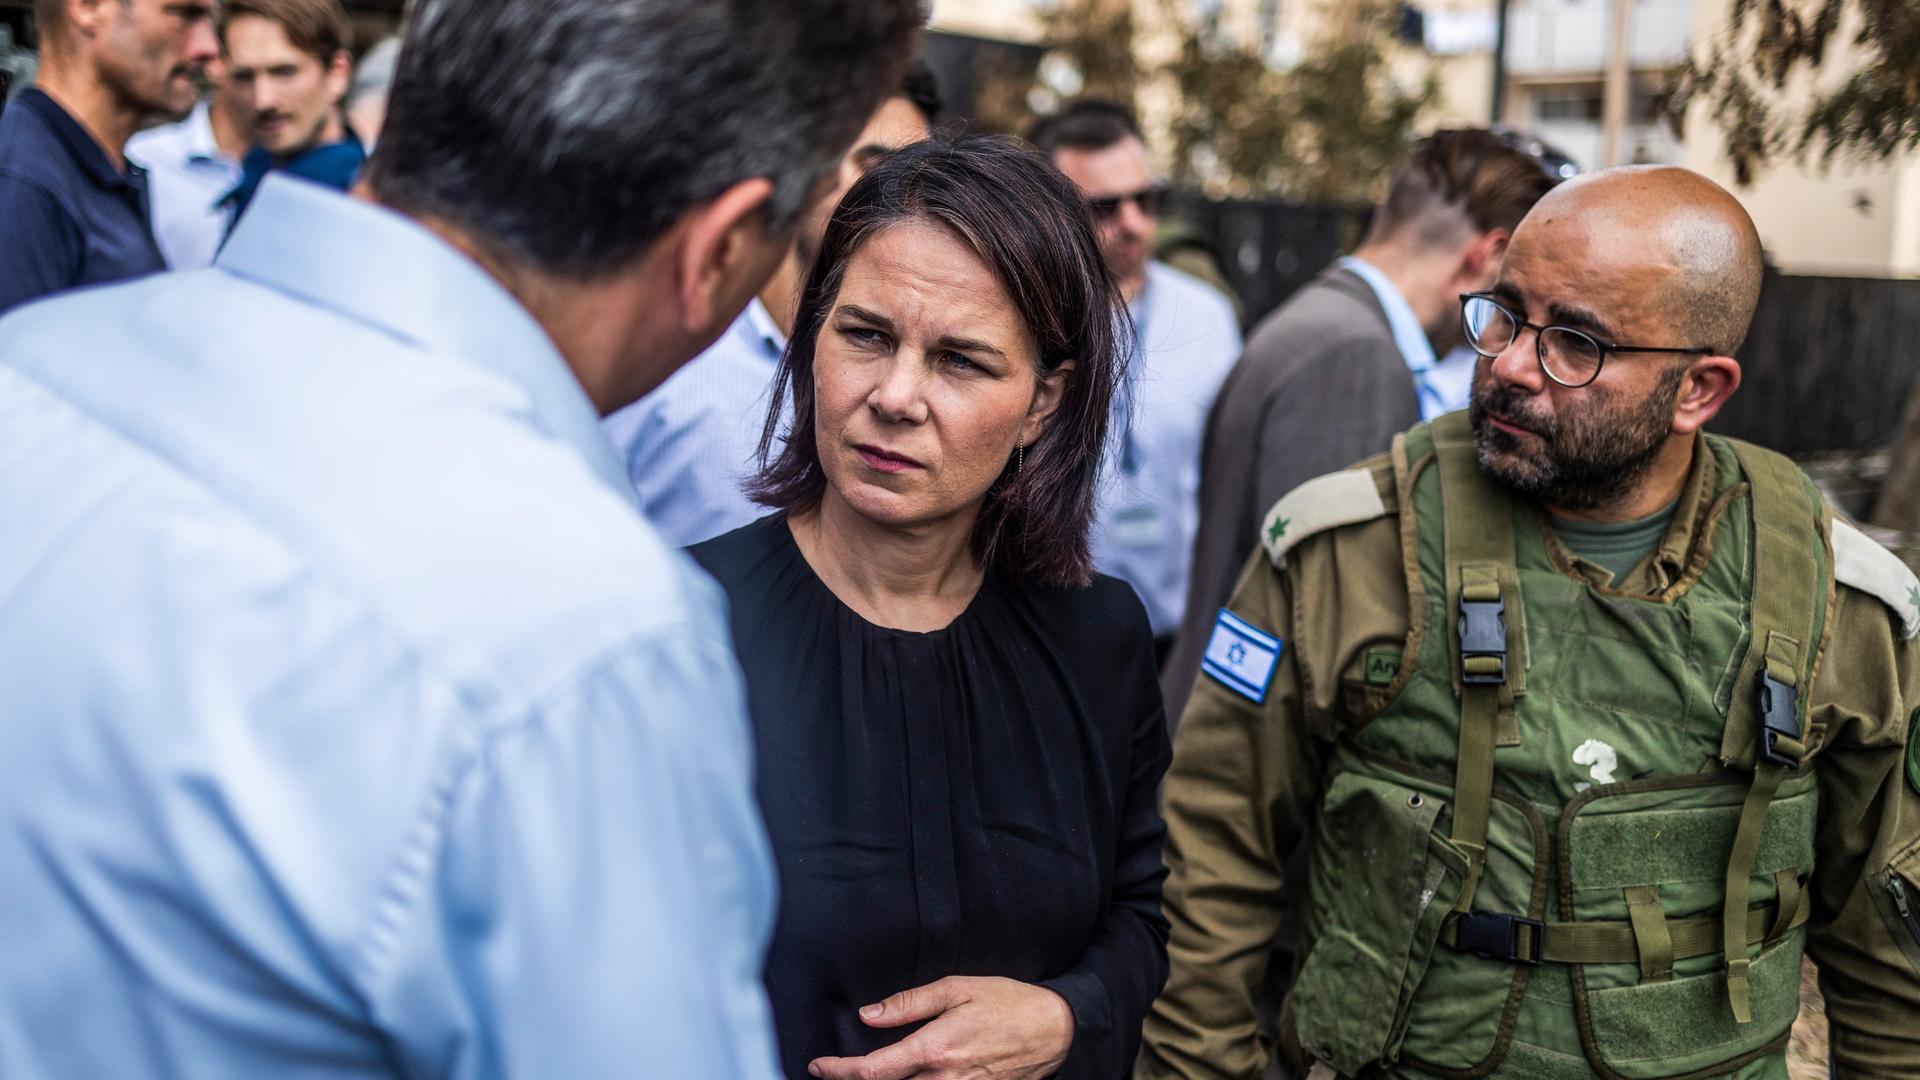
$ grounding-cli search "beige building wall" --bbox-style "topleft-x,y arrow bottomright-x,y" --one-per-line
935,0 -> 1920,277
1680,0 -> 1920,277
928,0 -> 1044,42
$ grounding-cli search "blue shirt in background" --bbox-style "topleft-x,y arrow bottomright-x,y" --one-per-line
1337,254 -> 1472,419
0,87 -> 166,314
1092,261 -> 1241,639
126,100 -> 244,269
0,175 -> 783,1080
221,132 -> 367,234
603,297 -> 788,547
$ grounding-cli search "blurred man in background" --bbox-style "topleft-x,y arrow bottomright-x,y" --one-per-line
1165,129 -> 1560,714
0,0 -> 921,1075
1030,99 -> 1241,661
127,61 -> 249,268
603,60 -> 941,547
218,0 -> 361,226
0,0 -> 217,312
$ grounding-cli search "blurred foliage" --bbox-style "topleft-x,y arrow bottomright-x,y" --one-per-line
970,0 -> 1144,135
974,0 -> 1434,204
1665,0 -> 1920,184
1163,0 -> 1435,202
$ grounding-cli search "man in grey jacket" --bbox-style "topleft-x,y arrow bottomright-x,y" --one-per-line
1165,129 -> 1561,716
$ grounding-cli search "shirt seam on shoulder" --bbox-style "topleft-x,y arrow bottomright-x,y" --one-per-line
0,164 -> 79,199
344,623 -> 732,999
0,356 -> 639,716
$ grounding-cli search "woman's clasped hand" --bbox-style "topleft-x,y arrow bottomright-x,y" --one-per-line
806,977 -> 1074,1080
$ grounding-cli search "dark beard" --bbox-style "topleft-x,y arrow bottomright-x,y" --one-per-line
1468,364 -> 1685,511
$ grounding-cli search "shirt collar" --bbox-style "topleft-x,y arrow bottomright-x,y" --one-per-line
739,296 -> 787,361
215,174 -> 637,508
1542,432 -> 1721,594
180,101 -> 229,165
1131,264 -> 1155,315
1339,255 -> 1437,374
18,88 -> 142,191
1648,432 -> 1721,586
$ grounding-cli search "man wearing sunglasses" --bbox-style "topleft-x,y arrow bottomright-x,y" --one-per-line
1143,165 -> 1920,1079
1030,99 -> 1242,662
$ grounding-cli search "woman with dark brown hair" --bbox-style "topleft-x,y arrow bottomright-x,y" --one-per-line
688,135 -> 1169,1080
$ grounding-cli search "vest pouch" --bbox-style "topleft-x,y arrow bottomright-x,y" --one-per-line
1585,933 -> 1803,1080
1292,768 -> 1468,1076
1562,775 -> 1817,1080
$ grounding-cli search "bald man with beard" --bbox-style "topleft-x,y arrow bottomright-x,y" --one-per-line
1141,166 -> 1920,1080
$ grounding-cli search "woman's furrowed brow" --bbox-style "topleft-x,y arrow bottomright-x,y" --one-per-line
934,335 -> 1007,360
835,304 -> 893,329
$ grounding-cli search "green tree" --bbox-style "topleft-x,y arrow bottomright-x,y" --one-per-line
974,0 -> 1434,204
969,0 -> 1142,137
1667,0 -> 1920,184
1162,0 -> 1435,203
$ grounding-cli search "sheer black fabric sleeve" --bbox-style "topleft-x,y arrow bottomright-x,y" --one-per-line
1039,588 -> 1173,1078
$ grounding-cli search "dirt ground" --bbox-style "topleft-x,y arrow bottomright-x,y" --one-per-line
1787,959 -> 1829,1080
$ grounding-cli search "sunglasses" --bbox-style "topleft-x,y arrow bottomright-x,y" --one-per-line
1087,185 -> 1168,221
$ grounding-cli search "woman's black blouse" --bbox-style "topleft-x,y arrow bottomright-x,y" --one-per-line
689,516 -> 1172,1079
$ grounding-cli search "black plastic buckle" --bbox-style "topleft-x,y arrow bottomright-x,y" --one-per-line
1457,595 -> 1508,685
1756,670 -> 1803,769
1449,910 -> 1543,965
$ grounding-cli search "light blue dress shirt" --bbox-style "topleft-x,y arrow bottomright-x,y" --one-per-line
1337,254 -> 1470,419
125,100 -> 243,270
1092,261 -> 1241,637
0,176 -> 783,1080
603,298 -> 787,547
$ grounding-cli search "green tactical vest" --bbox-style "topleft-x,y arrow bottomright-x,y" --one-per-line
1288,413 -> 1829,1080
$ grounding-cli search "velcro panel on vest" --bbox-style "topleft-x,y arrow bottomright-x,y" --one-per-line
1832,517 -> 1920,640
1567,787 -> 1816,894
1260,467 -> 1389,567
1584,935 -> 1802,1078
1560,774 -> 1816,1078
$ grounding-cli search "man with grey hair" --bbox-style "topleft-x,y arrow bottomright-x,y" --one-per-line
0,1 -> 921,1077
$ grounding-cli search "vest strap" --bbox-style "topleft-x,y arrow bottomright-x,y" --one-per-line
1438,895 -> 1809,967
1768,869 -> 1807,945
1434,411 -> 1521,915
1722,762 -> 1784,1023
1720,442 -> 1827,1023
1451,565 -> 1502,911
1624,885 -> 1674,982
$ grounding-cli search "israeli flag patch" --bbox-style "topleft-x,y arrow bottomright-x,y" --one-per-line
1200,609 -> 1283,704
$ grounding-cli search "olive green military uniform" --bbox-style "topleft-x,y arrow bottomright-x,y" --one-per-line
1141,413 -> 1920,1080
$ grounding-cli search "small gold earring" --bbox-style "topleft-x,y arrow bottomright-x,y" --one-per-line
1017,439 -> 1025,476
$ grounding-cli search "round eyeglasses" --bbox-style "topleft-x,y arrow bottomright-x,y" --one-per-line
1459,293 -> 1710,388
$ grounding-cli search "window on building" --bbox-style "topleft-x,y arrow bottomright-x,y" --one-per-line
1533,85 -> 1604,123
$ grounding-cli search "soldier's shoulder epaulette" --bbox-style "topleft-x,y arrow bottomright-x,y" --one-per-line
1260,457 -> 1396,566
1830,517 -> 1920,640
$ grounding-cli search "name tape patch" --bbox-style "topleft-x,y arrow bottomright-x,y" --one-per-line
1201,609 -> 1284,703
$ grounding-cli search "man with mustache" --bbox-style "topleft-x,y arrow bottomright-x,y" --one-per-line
1142,165 -> 1920,1079
216,0 -> 361,229
0,0 -> 217,313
